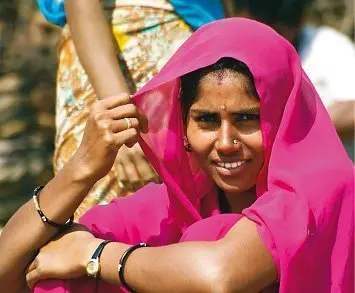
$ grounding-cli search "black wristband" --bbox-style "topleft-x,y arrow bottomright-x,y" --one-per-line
33,185 -> 74,230
91,240 -> 112,260
118,243 -> 149,292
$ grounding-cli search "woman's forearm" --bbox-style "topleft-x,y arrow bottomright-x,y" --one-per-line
98,241 -> 224,293
97,219 -> 276,293
65,0 -> 130,98
0,159 -> 96,292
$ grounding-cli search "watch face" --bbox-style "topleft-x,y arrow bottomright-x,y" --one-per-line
87,259 -> 99,276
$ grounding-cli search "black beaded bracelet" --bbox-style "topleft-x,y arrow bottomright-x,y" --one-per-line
32,185 -> 74,230
118,243 -> 149,292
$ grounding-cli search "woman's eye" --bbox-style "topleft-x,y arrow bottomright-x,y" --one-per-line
240,114 -> 249,121
236,114 -> 260,122
196,114 -> 217,123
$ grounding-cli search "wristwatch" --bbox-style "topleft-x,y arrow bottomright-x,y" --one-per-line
86,240 -> 112,278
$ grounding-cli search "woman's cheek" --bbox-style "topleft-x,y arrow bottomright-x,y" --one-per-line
244,130 -> 264,163
189,130 -> 215,154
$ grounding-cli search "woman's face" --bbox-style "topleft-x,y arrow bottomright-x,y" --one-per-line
186,71 -> 264,194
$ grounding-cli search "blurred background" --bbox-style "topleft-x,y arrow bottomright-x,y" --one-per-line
0,0 -> 354,228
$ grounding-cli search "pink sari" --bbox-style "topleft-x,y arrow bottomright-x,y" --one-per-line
35,18 -> 354,292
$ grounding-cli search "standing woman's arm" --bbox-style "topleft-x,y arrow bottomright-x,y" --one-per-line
221,0 -> 235,17
65,0 -> 130,98
65,0 -> 157,188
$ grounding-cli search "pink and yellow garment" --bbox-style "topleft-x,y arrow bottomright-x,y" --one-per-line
35,18 -> 354,292
54,1 -> 192,218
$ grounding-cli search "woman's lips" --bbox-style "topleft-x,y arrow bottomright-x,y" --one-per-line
213,160 -> 248,176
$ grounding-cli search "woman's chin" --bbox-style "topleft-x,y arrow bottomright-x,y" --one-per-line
206,168 -> 256,194
216,181 -> 250,194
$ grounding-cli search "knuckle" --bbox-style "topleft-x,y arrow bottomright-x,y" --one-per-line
91,101 -> 102,112
146,173 -> 157,181
93,112 -> 105,122
132,118 -> 139,127
36,262 -> 42,272
103,133 -> 114,145
119,152 -> 131,163
33,257 -> 39,266
119,93 -> 131,103
35,256 -> 41,266
98,121 -> 110,131
132,150 -> 144,160
91,112 -> 100,124
129,128 -> 138,137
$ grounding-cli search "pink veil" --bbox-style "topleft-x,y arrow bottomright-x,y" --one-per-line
35,18 -> 353,292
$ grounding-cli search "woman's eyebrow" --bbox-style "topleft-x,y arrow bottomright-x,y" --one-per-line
233,106 -> 260,115
190,109 -> 216,114
190,107 -> 260,115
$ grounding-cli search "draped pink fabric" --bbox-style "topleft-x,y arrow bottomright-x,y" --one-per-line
35,18 -> 354,292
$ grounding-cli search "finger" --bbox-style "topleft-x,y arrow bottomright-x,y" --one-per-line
111,118 -> 140,133
117,162 -> 129,190
102,93 -> 131,110
113,128 -> 139,149
26,269 -> 42,289
108,103 -> 148,133
130,148 -> 157,183
26,258 -> 38,275
137,160 -> 158,184
120,157 -> 141,188
108,103 -> 138,120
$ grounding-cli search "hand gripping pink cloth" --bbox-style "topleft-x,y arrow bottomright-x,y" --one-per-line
35,18 -> 354,292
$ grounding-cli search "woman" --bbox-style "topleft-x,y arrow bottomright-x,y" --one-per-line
36,0 -> 225,218
0,18 -> 353,293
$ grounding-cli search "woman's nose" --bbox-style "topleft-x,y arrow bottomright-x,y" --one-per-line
215,123 -> 241,154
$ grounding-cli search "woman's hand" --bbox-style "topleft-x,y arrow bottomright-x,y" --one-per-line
71,94 -> 149,183
117,143 -> 160,191
25,224 -> 102,289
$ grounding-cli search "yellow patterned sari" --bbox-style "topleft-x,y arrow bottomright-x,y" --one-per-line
55,0 -> 192,218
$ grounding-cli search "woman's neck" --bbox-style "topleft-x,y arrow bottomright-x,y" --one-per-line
224,189 -> 257,214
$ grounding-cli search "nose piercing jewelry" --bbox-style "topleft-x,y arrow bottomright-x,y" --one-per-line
233,139 -> 238,145
220,104 -> 226,111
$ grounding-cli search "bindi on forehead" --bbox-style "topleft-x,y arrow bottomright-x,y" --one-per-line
215,71 -> 225,86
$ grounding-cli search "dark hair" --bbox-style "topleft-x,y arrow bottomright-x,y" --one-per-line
180,57 -> 259,122
233,0 -> 312,27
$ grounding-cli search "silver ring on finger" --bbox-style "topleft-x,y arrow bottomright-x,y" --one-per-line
124,117 -> 132,130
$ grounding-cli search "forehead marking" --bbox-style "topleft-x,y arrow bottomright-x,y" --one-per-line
216,70 -> 225,86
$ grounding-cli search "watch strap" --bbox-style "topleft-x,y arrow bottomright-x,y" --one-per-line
91,240 -> 112,260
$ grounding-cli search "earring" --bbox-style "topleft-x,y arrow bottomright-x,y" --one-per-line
183,136 -> 192,152
233,139 -> 238,145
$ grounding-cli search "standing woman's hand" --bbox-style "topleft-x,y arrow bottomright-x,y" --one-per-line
116,143 -> 160,191
71,93 -> 149,183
